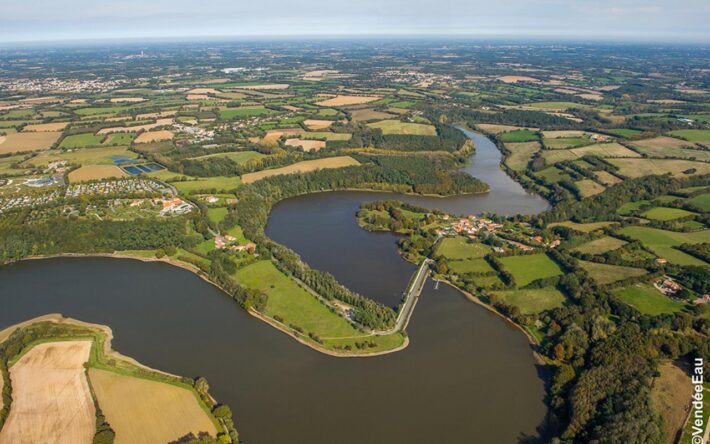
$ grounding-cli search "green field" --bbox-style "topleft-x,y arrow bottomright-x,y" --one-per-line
492,287 -> 566,314
234,260 -> 362,336
448,258 -> 494,274
25,146 -> 138,167
499,130 -> 538,143
499,253 -> 564,287
613,283 -> 685,316
606,128 -> 643,137
687,193 -> 710,211
172,176 -> 241,194
573,236 -> 627,255
668,129 -> 710,143
104,132 -> 136,145
544,136 -> 593,149
578,261 -> 647,285
436,237 -> 491,260
60,132 -> 105,148
367,119 -> 436,136
189,151 -> 265,163
207,207 -> 228,225
641,207 -> 697,221
302,131 -> 352,141
548,221 -> 616,232
219,106 -> 275,119
618,226 -> 709,266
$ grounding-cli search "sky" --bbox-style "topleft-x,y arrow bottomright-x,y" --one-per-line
1,0 -> 709,44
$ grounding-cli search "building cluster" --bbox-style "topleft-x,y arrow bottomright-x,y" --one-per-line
65,179 -> 170,198
0,191 -> 61,213
214,234 -> 256,253
443,215 -> 503,237
173,123 -> 215,142
653,276 -> 683,296
378,70 -> 453,88
159,197 -> 193,216
0,77 -> 126,93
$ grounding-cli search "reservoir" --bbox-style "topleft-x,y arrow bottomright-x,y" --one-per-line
0,130 -> 549,443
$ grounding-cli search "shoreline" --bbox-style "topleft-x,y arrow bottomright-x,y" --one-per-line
13,253 -> 411,358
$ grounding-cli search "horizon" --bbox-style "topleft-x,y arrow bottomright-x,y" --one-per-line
2,0 -> 709,45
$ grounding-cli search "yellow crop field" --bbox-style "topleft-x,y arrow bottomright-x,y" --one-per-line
89,368 -> 217,444
315,95 -> 380,107
134,130 -> 174,143
303,119 -> 334,129
285,138 -> 326,151
242,156 -> 360,183
97,118 -> 174,135
0,131 -> 61,154
22,122 -> 70,132
609,158 -> 710,178
68,165 -> 128,182
0,341 -> 96,444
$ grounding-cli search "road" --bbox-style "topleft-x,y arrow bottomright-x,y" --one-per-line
393,258 -> 432,332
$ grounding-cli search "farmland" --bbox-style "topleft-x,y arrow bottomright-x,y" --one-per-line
241,156 -> 360,183
618,226 -> 709,265
68,165 -> 128,182
613,283 -> 686,315
578,260 -> 647,285
367,119 -> 437,136
436,237 -> 491,259
0,131 -> 61,153
498,254 -> 563,287
491,287 -> 566,314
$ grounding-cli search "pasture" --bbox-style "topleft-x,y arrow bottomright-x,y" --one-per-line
491,287 -> 566,314
618,226 -> 709,266
0,341 -> 96,444
499,130 -> 538,143
89,368 -> 217,444
448,258 -> 495,274
476,124 -> 536,134
687,193 -> 710,211
367,119 -> 437,136
219,106 -> 275,119
548,221 -> 616,232
172,176 -> 241,194
190,151 -> 265,164
650,362 -> 693,444
499,253 -> 563,287
641,207 -> 697,221
436,237 -> 491,259
60,132 -> 105,148
608,158 -> 710,178
667,129 -> 710,143
504,141 -> 541,171
241,156 -> 360,184
573,236 -> 627,254
575,179 -> 606,197
578,261 -> 647,285
350,108 -> 394,122
613,283 -> 685,315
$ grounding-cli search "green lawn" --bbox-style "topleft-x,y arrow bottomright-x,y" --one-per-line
687,193 -> 710,211
436,237 -> 491,260
492,287 -> 566,314
613,283 -> 685,316
60,132 -> 105,148
618,226 -> 709,266
207,207 -> 228,225
578,261 -> 647,285
172,176 -> 241,194
642,207 -> 697,221
668,129 -> 710,143
234,261 -> 359,337
219,106 -> 275,120
499,253 -> 564,287
499,130 -> 538,143
189,151 -> 265,163
573,236 -> 627,255
448,258 -> 494,274
366,119 -> 437,136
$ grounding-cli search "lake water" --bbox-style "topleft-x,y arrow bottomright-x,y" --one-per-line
0,130 -> 549,443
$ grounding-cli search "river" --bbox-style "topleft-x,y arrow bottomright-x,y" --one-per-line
0,130 -> 550,443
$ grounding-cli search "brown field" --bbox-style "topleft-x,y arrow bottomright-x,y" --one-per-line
285,138 -> 326,152
577,93 -> 603,101
651,362 -> 693,444
648,99 -> 687,104
134,130 -> 174,144
237,83 -> 289,90
570,142 -> 640,158
187,88 -> 220,95
0,131 -> 61,154
350,108 -> 395,122
0,341 -> 95,444
186,94 -> 210,101
89,368 -> 217,444
109,97 -> 145,103
476,124 -> 538,134
576,179 -> 606,197
303,119 -> 334,130
262,128 -> 304,145
630,136 -> 699,151
281,105 -> 301,112
242,156 -> 360,183
504,141 -> 541,171
20,96 -> 61,104
594,170 -> 623,185
22,122 -> 70,132
496,75 -> 540,83
609,158 -> 710,178
315,95 -> 380,107
97,118 -> 174,135
68,165 -> 128,183
135,111 -> 177,120
542,130 -> 587,138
